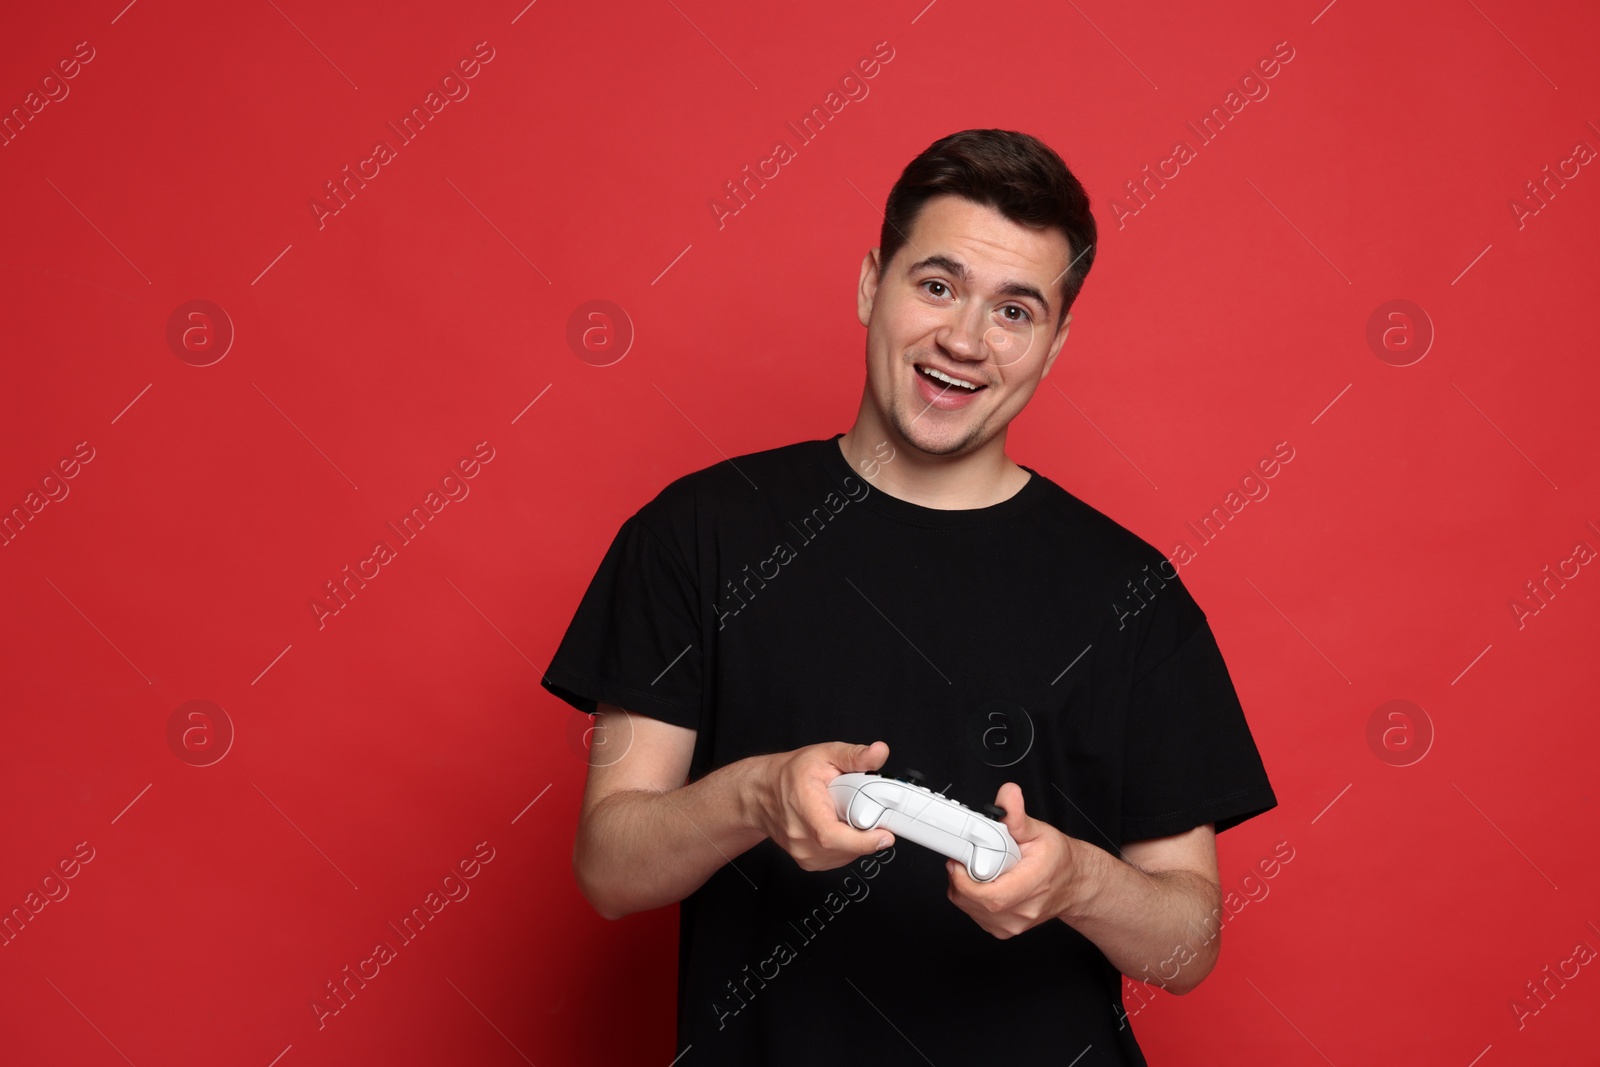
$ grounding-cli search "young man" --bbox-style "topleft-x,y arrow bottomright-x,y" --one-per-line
542,129 -> 1276,1065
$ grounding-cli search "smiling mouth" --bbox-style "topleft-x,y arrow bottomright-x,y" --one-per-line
915,364 -> 986,392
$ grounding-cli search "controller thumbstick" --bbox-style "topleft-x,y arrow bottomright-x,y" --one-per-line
982,804 -> 1006,820
903,768 -> 928,785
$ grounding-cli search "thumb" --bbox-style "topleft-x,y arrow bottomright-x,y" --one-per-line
836,740 -> 889,772
993,782 -> 1036,841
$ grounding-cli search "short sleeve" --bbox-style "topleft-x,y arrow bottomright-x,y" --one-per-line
1119,613 -> 1277,844
540,512 -> 703,731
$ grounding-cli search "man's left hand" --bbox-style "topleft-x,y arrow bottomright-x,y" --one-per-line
946,782 -> 1081,939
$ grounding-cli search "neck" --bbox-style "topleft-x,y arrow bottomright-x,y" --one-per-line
838,408 -> 1027,510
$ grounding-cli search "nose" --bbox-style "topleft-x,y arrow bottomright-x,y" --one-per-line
936,300 -> 989,364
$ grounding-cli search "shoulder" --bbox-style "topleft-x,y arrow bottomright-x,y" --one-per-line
641,437 -> 820,511
1024,468 -> 1175,575
1022,467 -> 1210,646
628,437 -> 825,543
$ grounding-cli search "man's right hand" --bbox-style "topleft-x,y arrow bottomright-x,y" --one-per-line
747,740 -> 894,871
575,707 -> 894,918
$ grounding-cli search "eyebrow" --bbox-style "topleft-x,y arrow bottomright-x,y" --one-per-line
905,254 -> 1053,321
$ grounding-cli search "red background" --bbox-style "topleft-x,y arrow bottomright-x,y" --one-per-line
3,1 -> 1598,1064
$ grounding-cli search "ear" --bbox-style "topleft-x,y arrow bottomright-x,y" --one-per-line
1040,312 -> 1071,380
857,248 -> 882,328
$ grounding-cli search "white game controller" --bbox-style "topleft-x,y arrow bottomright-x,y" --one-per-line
829,771 -> 1021,882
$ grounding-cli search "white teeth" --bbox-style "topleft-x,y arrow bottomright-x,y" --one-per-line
921,366 -> 979,390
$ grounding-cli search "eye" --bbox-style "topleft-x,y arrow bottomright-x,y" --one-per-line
921,280 -> 950,299
1001,305 -> 1032,323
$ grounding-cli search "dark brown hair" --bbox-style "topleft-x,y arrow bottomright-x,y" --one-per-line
878,129 -> 1097,324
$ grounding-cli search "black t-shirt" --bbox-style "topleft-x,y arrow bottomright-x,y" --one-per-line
542,434 -> 1277,1066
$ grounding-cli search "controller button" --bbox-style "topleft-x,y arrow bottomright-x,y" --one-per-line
982,804 -> 1006,820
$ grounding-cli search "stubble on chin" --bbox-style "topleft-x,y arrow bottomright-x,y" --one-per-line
891,404 -> 981,457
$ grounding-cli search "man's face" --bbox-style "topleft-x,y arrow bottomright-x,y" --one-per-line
856,194 -> 1075,458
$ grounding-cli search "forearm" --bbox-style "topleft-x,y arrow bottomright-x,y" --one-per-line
574,754 -> 771,919
1057,840 -> 1223,995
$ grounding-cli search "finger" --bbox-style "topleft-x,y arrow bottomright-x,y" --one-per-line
831,739 -> 889,773
808,781 -> 894,855
994,781 -> 1035,841
946,857 -> 972,891
832,824 -> 894,856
